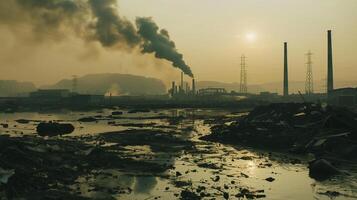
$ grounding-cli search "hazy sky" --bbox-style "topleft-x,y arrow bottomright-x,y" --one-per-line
0,0 -> 356,90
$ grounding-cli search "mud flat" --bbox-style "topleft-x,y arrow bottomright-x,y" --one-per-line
0,108 -> 356,199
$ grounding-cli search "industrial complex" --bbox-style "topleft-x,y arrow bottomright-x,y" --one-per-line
0,30 -> 356,111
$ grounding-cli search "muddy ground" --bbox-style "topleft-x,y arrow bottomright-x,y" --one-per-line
0,109 -> 356,200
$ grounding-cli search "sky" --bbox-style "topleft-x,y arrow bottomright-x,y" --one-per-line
0,0 -> 356,91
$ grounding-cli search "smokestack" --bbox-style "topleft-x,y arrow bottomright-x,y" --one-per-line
181,72 -> 184,93
192,78 -> 196,95
283,42 -> 289,96
171,81 -> 176,97
327,30 -> 334,95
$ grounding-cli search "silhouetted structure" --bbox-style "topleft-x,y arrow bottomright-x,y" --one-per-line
327,30 -> 334,95
192,78 -> 196,95
240,54 -> 247,94
180,72 -> 184,93
284,42 -> 289,96
198,88 -> 227,96
305,51 -> 314,95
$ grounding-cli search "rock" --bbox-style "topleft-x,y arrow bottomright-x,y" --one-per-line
112,111 -> 123,115
15,119 -> 30,124
0,168 -> 15,184
1,124 -> 8,128
308,159 -> 340,180
36,122 -> 75,136
265,177 -> 275,182
223,192 -> 229,199
128,109 -> 151,114
176,171 -> 182,177
78,117 -> 97,122
180,190 -> 201,200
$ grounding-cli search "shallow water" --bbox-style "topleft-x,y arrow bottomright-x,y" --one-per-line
1,109 -> 356,199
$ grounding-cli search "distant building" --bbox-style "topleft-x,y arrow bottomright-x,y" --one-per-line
198,88 -> 227,96
329,88 -> 357,107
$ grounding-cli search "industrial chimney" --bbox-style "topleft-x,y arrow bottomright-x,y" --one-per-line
192,78 -> 196,95
171,81 -> 176,97
283,42 -> 289,96
180,72 -> 184,93
327,30 -> 334,95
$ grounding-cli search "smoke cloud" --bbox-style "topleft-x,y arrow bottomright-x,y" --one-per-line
0,0 -> 193,77
136,17 -> 193,77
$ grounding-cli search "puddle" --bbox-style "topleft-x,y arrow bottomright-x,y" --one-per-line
0,109 -> 356,199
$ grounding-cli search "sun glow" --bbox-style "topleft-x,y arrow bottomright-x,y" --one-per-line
245,32 -> 257,42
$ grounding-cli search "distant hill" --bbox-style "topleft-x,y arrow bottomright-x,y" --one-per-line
0,80 -> 36,97
44,73 -> 167,96
197,80 -> 357,94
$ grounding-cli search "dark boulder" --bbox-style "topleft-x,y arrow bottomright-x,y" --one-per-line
78,117 -> 97,122
15,119 -> 30,124
308,159 -> 340,181
111,111 -> 123,115
36,122 -> 75,137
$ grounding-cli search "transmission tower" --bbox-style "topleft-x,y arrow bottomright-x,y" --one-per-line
305,51 -> 314,95
240,54 -> 248,94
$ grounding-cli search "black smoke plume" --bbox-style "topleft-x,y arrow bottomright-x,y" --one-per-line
0,0 -> 193,77
136,17 -> 193,77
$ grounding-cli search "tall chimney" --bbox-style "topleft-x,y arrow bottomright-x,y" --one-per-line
283,42 -> 289,96
180,72 -> 184,93
327,30 -> 334,95
171,81 -> 176,97
192,78 -> 196,95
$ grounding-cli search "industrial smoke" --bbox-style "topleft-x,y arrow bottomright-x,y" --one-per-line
0,0 -> 193,77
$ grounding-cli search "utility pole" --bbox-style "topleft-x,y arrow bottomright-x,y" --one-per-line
283,42 -> 289,96
240,54 -> 248,94
305,51 -> 314,95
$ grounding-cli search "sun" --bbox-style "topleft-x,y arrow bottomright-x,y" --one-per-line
245,32 -> 257,42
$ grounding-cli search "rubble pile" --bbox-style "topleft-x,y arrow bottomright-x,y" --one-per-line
202,103 -> 357,179
36,122 -> 75,136
0,131 -> 180,199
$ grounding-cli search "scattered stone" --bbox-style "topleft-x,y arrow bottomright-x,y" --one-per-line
265,177 -> 275,182
180,190 -> 201,200
176,171 -> 182,177
211,175 -> 220,182
36,122 -> 75,136
112,111 -> 123,115
308,159 -> 340,180
15,119 -> 30,124
78,117 -> 97,122
223,192 -> 229,199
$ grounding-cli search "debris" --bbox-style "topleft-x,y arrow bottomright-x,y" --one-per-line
78,117 -> 97,122
15,119 -> 30,124
236,188 -> 266,199
211,175 -> 220,182
223,192 -> 229,199
36,122 -> 75,136
308,159 -> 340,180
0,168 -> 15,184
111,111 -> 123,115
202,103 -> 357,163
265,177 -> 275,182
180,190 -> 201,200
